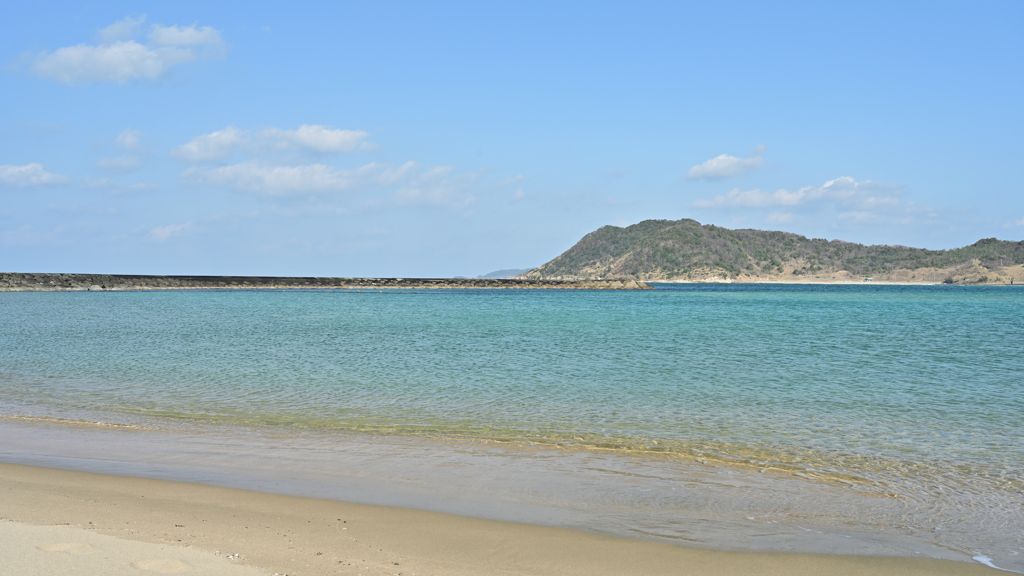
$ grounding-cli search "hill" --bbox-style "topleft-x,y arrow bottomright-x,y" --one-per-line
477,268 -> 530,279
524,219 -> 1024,284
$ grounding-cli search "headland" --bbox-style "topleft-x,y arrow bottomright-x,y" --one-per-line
524,218 -> 1024,284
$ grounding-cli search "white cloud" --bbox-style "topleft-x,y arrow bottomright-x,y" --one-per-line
82,177 -> 115,189
1014,216 -> 1024,227
182,159 -> 478,208
97,15 -> 146,44
836,211 -> 879,224
261,125 -> 372,153
148,24 -> 223,46
1,224 -> 50,246
693,188 -> 804,208
0,163 -> 70,187
175,126 -> 483,208
173,125 -> 372,162
686,146 -> 765,180
497,174 -> 524,187
693,176 -> 901,210
395,165 -> 478,209
83,177 -> 155,193
691,176 -> 938,230
181,160 -> 413,196
30,18 -> 224,84
150,223 -> 191,241
115,128 -> 143,150
97,156 -> 142,173
32,41 -> 190,83
172,126 -> 246,162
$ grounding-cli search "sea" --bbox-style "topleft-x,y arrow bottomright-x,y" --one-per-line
0,284 -> 1021,571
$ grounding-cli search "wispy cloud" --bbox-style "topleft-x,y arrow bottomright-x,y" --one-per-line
183,159 -> 481,209
28,16 -> 225,84
97,15 -> 146,44
83,177 -> 155,193
148,24 -> 224,51
0,163 -> 71,187
261,125 -> 374,154
97,156 -> 143,173
765,211 -> 794,224
693,176 -> 901,210
115,128 -> 143,150
149,222 -> 191,241
686,146 -> 765,180
395,165 -> 479,209
172,125 -> 372,162
172,126 -> 247,163
693,187 -> 804,208
496,174 -> 524,187
97,128 -> 146,173
1,224 -> 53,246
692,176 -> 948,231
836,211 -> 885,225
181,160 -> 413,196
175,126 -> 491,208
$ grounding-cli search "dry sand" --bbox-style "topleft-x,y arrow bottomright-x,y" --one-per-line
1,520 -> 265,576
0,462 -> 994,576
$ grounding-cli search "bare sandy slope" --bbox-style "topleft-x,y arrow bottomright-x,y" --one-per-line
0,463 -> 993,576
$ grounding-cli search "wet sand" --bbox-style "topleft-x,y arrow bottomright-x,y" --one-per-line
0,463 -> 994,576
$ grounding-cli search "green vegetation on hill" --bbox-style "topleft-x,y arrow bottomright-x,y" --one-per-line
526,219 -> 1024,281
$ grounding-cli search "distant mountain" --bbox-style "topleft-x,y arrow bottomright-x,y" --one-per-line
524,218 -> 1024,284
477,268 -> 531,279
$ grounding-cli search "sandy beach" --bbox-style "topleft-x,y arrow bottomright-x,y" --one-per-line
0,462 -> 995,576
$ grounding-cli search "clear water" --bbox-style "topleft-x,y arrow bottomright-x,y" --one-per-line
1,285 -> 1022,569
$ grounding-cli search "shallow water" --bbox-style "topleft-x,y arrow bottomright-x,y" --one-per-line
1,285 -> 1022,570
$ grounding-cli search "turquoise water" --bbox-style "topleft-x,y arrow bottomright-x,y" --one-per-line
1,285 -> 1022,568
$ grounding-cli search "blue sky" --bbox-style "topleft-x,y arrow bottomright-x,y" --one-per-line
2,1 -> 1022,276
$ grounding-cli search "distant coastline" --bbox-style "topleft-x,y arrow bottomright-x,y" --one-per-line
0,272 -> 651,291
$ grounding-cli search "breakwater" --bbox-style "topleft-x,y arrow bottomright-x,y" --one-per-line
0,272 -> 651,291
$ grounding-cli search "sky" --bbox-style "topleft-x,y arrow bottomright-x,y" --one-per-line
2,1 -> 1022,277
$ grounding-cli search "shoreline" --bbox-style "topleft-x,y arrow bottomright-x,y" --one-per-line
0,413 -> 1015,573
0,462 -> 995,576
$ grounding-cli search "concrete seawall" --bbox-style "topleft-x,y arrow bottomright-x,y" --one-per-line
0,273 -> 651,291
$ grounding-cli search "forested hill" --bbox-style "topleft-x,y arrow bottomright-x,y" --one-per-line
524,219 -> 1024,284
